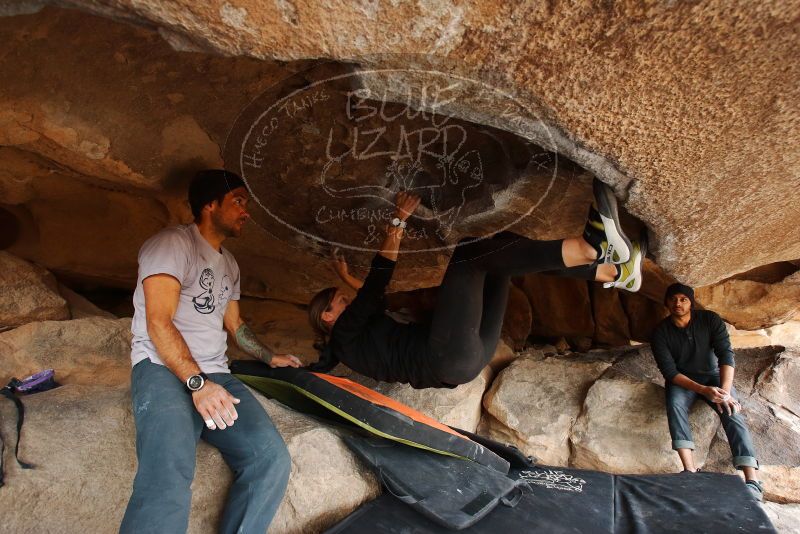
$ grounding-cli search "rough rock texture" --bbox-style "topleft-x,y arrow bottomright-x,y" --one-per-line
500,283 -> 532,351
607,345 -> 666,386
0,385 -> 378,534
760,466 -> 800,505
55,1 -> 800,284
590,282 -> 631,347
0,3 -> 797,301
571,373 -> 718,474
479,354 -> 611,464
727,346 -> 785,397
0,251 -> 69,328
728,324 -> 774,349
766,321 -> 800,348
488,339 -> 520,373
757,350 -> 800,416
0,6 -> 594,304
702,347 -> 800,503
745,351 -> 800,505
763,503 -> 800,534
620,291 -> 670,342
0,9 -> 388,304
0,317 -> 132,386
696,272 -> 800,330
0,6 -> 797,341
522,274 -> 594,338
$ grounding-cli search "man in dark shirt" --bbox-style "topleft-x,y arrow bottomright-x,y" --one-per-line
651,283 -> 763,501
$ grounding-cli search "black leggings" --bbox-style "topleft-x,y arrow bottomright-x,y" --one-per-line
427,232 -> 596,385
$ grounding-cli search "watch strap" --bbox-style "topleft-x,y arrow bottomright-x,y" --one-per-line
186,372 -> 209,392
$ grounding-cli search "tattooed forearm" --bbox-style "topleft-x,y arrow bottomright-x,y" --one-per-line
235,323 -> 274,364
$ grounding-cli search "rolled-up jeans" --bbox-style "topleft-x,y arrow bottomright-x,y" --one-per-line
120,359 -> 291,534
665,373 -> 758,470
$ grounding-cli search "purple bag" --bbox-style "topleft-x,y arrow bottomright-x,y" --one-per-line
10,368 -> 59,394
1,369 -> 60,487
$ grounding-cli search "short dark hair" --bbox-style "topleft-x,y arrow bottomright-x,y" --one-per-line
188,169 -> 246,220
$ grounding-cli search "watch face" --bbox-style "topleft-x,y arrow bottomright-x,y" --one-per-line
188,375 -> 203,390
391,217 -> 401,226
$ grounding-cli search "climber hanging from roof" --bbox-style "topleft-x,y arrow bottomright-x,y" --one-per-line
306,178 -> 647,388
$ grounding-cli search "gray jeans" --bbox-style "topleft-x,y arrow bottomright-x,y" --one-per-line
120,359 -> 291,534
665,374 -> 758,470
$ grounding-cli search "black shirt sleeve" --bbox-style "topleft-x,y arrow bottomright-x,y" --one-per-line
651,322 -> 679,382
331,253 -> 396,342
709,311 -> 735,368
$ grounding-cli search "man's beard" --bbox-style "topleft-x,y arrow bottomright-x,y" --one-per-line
212,211 -> 241,238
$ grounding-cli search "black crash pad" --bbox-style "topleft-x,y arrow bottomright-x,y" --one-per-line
326,465 -> 775,533
343,435 -> 524,530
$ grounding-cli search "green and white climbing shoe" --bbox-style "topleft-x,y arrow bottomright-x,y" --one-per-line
583,178 -> 632,264
603,234 -> 647,293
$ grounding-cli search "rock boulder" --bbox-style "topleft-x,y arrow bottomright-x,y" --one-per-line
0,317 -> 132,386
0,251 -> 69,329
571,374 -> 718,474
695,273 -> 800,331
0,384 -> 378,534
479,355 -> 610,464
763,503 -> 800,534
757,350 -> 800,416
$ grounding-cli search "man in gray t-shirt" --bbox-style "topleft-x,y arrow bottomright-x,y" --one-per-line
130,222 -> 243,374
120,170 -> 300,534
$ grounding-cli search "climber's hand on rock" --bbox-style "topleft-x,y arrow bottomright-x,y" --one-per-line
394,191 -> 420,221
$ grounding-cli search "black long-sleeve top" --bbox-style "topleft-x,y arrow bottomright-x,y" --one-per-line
650,309 -> 736,382
325,253 -> 440,389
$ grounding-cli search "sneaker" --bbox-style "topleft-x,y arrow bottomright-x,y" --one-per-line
583,178 -> 632,264
603,234 -> 647,292
746,480 -> 764,502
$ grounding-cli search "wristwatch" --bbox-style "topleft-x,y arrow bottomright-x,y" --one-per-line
186,372 -> 209,393
391,217 -> 407,229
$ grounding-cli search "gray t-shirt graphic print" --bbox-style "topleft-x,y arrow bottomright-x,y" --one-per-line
130,224 -> 241,374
